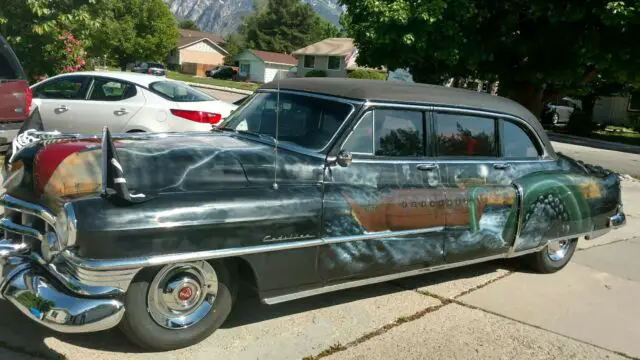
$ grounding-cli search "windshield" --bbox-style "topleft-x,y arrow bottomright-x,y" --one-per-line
149,81 -> 213,102
220,92 -> 353,151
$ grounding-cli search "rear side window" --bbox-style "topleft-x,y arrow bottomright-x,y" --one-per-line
150,81 -> 212,102
435,112 -> 497,157
501,120 -> 540,158
0,39 -> 26,80
89,78 -> 137,101
33,76 -> 86,99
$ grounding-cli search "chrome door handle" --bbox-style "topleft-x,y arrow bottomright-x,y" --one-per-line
55,105 -> 69,112
416,163 -> 439,171
114,108 -> 129,115
493,163 -> 511,170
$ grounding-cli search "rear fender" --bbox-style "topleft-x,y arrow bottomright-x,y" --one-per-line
512,170 -> 614,252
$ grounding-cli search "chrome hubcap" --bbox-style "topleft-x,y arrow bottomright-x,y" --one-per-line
547,239 -> 570,261
147,261 -> 218,329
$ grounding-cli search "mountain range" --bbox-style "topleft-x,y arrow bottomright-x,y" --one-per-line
164,0 -> 343,37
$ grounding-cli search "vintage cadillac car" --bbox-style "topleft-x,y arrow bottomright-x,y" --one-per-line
0,78 -> 626,350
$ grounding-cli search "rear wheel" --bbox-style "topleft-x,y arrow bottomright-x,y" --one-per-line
525,238 -> 578,273
119,260 -> 237,351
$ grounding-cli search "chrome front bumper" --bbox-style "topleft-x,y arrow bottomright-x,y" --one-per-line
0,245 -> 124,333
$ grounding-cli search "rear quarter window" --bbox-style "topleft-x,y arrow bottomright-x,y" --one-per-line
149,81 -> 212,102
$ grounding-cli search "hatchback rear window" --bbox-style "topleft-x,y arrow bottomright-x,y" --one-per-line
148,63 -> 165,69
149,81 -> 213,102
0,38 -> 26,80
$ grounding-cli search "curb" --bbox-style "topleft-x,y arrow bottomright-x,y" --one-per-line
185,81 -> 255,95
548,132 -> 640,155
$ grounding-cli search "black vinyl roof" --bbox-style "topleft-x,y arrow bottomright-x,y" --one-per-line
260,78 -> 556,157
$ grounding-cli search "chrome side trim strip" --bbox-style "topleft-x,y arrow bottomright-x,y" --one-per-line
262,246 -> 547,305
63,226 -> 447,271
63,222 -> 590,273
322,227 -> 444,245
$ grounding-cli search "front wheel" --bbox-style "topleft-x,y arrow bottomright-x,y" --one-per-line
525,238 -> 578,273
119,260 -> 237,351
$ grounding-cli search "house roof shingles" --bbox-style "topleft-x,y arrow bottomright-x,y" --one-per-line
292,38 -> 355,56
251,50 -> 297,66
177,29 -> 225,48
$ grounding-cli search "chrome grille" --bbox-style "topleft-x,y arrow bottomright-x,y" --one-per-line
1,194 -> 57,256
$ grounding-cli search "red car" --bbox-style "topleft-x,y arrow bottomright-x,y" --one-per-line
0,35 -> 31,151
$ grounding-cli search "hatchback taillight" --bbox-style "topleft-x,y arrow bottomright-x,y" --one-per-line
25,86 -> 32,116
170,109 -> 222,124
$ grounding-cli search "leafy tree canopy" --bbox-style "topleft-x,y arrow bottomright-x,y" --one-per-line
227,0 -> 342,57
340,0 -> 640,114
178,19 -> 200,31
0,0 -> 99,78
90,0 -> 179,68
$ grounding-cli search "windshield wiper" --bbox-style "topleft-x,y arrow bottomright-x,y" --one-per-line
214,127 -> 275,142
236,130 -> 276,142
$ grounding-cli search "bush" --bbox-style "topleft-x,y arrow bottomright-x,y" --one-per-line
347,69 -> 386,80
566,110 -> 597,136
305,70 -> 327,77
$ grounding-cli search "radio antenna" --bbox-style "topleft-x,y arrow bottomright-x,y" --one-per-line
272,73 -> 280,190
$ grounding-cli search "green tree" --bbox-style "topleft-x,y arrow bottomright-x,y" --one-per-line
236,0 -> 340,54
90,0 -> 179,69
178,19 -> 200,31
0,0 -> 98,79
340,0 -> 640,117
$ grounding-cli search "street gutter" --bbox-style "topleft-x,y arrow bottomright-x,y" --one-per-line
185,81 -> 254,96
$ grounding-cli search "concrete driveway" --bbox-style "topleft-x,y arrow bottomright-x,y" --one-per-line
1,143 -> 639,360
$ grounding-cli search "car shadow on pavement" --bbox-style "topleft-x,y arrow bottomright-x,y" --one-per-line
0,259 -> 519,356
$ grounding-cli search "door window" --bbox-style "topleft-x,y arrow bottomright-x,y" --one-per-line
88,78 -> 137,101
435,112 -> 497,157
342,109 -> 425,157
500,120 -> 540,158
32,76 -> 86,99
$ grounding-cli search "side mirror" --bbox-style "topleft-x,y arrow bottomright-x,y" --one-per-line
336,150 -> 353,167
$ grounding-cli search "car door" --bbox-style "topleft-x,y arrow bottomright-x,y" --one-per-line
433,109 -> 519,262
65,77 -> 146,133
31,75 -> 90,131
320,106 -> 446,283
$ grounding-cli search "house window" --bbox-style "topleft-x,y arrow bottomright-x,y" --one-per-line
328,56 -> 341,70
304,55 -> 315,68
239,63 -> 250,76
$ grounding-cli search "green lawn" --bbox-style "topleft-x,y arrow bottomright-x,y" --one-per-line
167,71 -> 259,91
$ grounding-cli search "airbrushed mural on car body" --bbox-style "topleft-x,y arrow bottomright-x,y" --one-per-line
320,152 -> 619,278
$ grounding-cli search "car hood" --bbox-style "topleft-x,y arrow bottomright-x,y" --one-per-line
4,132 -> 324,207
